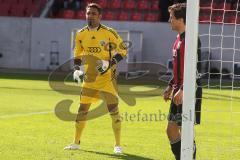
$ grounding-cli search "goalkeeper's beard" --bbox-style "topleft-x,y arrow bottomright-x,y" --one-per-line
87,20 -> 96,28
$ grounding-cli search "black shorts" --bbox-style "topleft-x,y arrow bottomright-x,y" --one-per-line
168,86 -> 202,126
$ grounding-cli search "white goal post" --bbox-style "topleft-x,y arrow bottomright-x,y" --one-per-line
182,0 -> 240,159
181,1 -> 200,160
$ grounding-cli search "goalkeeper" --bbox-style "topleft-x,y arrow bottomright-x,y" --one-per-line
64,3 -> 127,154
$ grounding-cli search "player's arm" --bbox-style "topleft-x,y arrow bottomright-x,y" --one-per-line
163,73 -> 174,102
97,29 -> 127,74
111,30 -> 127,65
163,82 -> 173,102
111,29 -> 127,65
74,31 -> 84,66
73,32 -> 84,83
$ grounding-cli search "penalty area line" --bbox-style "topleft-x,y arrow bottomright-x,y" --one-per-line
0,111 -> 54,119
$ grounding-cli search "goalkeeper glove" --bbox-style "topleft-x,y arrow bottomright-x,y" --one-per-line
96,60 -> 111,75
96,54 -> 123,75
73,65 -> 84,83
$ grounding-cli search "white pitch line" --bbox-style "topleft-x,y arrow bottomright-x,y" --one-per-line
0,111 -> 54,119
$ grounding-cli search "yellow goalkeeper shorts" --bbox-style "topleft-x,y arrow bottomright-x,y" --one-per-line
80,79 -> 118,105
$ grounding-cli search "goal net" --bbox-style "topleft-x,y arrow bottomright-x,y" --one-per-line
182,0 -> 240,159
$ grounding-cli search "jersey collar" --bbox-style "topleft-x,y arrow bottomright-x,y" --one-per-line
87,24 -> 102,31
180,32 -> 185,40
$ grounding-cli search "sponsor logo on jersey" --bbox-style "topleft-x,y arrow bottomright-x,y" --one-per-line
100,40 -> 106,46
88,47 -> 101,53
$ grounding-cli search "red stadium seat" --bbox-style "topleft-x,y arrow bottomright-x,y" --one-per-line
118,11 -> 129,21
17,0 -> 25,4
212,0 -> 231,10
200,0 -> 211,8
84,0 -> 94,6
224,3 -> 231,10
97,0 -> 107,8
138,0 -> 150,10
199,14 -> 210,23
224,11 -> 236,24
39,0 -> 46,6
212,11 -> 224,23
83,0 -> 108,8
4,0 -> 18,4
131,12 -> 143,21
62,9 -> 75,19
213,15 -> 223,23
151,0 -> 159,11
0,3 -> 10,16
24,0 -> 35,5
10,4 -> 25,17
102,11 -> 116,20
226,15 -> 236,24
109,0 -> 122,9
25,3 -> 38,16
0,0 -> 46,17
237,13 -> 240,24
75,10 -> 85,19
213,2 -> 224,9
199,9 -> 211,23
232,1 -> 239,10
123,0 -> 135,10
144,12 -> 159,22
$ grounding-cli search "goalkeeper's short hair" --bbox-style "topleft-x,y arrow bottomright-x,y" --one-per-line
86,3 -> 102,14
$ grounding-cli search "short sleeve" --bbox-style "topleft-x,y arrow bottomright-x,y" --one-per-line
109,28 -> 127,58
74,31 -> 83,59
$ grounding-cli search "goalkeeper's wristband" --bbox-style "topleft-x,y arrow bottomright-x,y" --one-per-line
73,59 -> 82,70
74,58 -> 82,66
97,54 -> 123,75
111,54 -> 123,65
74,65 -> 81,70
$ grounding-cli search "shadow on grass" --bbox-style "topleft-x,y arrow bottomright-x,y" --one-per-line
80,149 -> 154,160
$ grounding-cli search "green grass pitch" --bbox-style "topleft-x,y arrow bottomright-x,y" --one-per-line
0,74 -> 239,160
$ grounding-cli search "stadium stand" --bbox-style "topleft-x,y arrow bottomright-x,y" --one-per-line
151,0 -> 160,11
75,9 -> 85,19
118,11 -> 129,21
123,0 -> 136,10
199,0 -> 240,24
144,12 -> 159,22
0,0 -> 239,24
109,0 -> 121,9
137,0 -> 150,10
50,0 -> 161,22
102,10 -> 116,20
0,0 -> 47,17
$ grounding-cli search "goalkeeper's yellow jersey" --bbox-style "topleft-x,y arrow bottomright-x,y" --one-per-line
74,24 -> 127,89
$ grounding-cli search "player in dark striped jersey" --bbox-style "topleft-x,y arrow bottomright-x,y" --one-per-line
163,3 -> 202,160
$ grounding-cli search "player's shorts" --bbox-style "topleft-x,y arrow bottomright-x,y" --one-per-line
167,86 -> 202,126
80,79 -> 118,105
